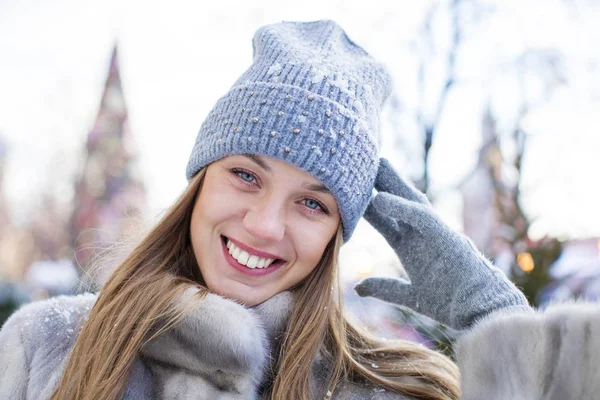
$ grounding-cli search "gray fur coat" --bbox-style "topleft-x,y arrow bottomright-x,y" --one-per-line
1,292 -> 599,399
0,290 -> 404,400
456,301 -> 600,400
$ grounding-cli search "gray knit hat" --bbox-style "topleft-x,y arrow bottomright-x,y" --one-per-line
186,20 -> 392,241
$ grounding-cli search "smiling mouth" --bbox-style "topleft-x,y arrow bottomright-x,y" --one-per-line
221,236 -> 284,270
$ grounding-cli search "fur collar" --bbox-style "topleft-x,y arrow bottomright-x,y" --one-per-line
1,287 -> 405,399
139,288 -> 295,399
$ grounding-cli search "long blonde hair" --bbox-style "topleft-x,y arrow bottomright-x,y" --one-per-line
52,168 -> 460,400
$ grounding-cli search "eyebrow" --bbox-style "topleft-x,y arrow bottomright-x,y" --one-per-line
243,154 -> 332,195
303,183 -> 332,194
244,154 -> 271,172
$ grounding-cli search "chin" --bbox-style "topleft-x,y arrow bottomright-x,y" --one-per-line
206,280 -> 270,306
227,292 -> 268,307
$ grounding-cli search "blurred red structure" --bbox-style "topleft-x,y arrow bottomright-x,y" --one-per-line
69,46 -> 146,273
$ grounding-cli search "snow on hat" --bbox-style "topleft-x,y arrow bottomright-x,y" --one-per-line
186,20 -> 392,241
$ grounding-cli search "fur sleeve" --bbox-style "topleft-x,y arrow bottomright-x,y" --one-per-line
456,302 -> 600,400
0,307 -> 31,398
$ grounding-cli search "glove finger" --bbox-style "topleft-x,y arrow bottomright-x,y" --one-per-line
375,158 -> 430,205
354,277 -> 417,310
363,200 -> 401,239
371,193 -> 434,231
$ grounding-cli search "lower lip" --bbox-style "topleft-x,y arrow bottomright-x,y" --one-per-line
221,237 -> 284,276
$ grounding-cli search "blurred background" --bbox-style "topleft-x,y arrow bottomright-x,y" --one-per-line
1,0 -> 599,350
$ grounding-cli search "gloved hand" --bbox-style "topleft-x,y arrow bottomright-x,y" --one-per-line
354,158 -> 530,331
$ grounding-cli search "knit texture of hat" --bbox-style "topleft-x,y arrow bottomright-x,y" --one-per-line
186,20 -> 392,241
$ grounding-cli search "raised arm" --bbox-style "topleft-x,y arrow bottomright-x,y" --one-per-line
354,158 -> 530,331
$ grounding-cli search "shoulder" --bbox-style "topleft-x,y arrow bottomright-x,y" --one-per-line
456,301 -> 600,400
1,293 -> 97,359
0,293 -> 97,398
2,293 -> 97,333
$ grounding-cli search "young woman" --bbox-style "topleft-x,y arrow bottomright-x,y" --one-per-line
0,20 -> 536,400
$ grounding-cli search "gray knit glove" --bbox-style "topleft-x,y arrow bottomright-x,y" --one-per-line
354,158 -> 530,331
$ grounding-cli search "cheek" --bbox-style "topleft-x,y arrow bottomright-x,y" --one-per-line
293,223 -> 336,271
194,181 -> 240,226
304,237 -> 329,265
190,180 -> 238,261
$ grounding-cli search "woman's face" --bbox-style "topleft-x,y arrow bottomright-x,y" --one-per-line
190,154 -> 340,306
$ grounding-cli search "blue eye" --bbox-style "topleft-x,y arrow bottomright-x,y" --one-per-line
238,172 -> 256,183
231,168 -> 259,185
304,199 -> 321,210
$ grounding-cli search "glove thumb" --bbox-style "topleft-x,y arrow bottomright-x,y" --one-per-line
354,277 -> 418,310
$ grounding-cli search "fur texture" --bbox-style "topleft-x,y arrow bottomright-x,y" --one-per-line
0,293 -> 97,399
0,290 -> 406,399
456,301 -> 600,400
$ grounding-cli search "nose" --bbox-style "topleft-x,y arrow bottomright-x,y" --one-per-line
242,196 -> 286,243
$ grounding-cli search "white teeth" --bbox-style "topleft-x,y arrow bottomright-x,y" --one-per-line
247,256 -> 259,268
238,251 -> 250,265
226,239 -> 277,269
